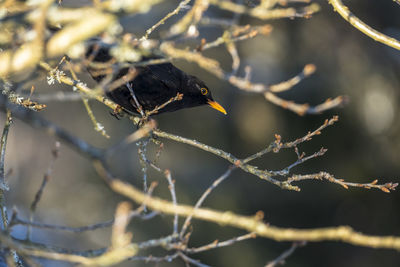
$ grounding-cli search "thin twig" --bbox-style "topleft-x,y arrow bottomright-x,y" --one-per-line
180,167 -> 235,238
126,82 -> 145,116
138,234 -> 178,249
28,141 -> 60,240
130,253 -> 179,263
12,217 -> 114,233
64,57 -> 110,139
140,0 -> 192,41
39,61 -> 118,112
265,241 -> 305,267
169,0 -> 210,36
270,147 -> 327,176
0,109 -> 12,229
1,83 -> 46,112
209,0 -> 320,20
164,170 -> 179,235
179,252 -> 211,267
21,92 -> 83,102
138,140 -> 149,194
185,232 -> 256,253
0,110 -> 11,192
106,120 -> 157,156
144,93 -> 183,118
286,172 -> 398,193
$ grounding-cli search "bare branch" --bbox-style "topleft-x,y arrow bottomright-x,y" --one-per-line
161,43 -> 345,115
328,0 -> 400,50
98,166 -> 400,251
209,0 -> 320,20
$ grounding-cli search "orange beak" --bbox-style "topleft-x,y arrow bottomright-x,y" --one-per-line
207,100 -> 227,115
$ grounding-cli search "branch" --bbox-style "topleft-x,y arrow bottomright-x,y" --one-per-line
169,0 -> 209,36
141,0 -> 192,40
0,110 -> 11,192
96,164 -> 400,251
209,0 -> 320,20
286,172 -> 398,193
0,8 -> 115,77
328,0 -> 400,50
161,43 -> 345,115
39,61 -> 118,112
153,128 -> 291,190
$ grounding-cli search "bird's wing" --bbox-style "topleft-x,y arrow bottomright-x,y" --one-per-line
145,63 -> 184,91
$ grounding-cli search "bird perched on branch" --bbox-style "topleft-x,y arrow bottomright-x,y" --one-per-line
85,43 -> 226,116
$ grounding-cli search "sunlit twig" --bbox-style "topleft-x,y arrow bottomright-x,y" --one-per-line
328,0 -> 400,51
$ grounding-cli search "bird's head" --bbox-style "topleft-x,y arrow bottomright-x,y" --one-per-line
185,75 -> 227,115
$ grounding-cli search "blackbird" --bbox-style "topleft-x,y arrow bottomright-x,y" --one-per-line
86,45 -> 226,116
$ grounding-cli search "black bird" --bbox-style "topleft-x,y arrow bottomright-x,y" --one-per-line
85,44 -> 226,116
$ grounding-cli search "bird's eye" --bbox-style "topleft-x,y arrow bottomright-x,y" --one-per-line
201,88 -> 208,95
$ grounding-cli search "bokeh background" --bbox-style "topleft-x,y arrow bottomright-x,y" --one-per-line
1,0 -> 400,266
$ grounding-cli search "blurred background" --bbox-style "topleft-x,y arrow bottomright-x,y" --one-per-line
1,0 -> 400,266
